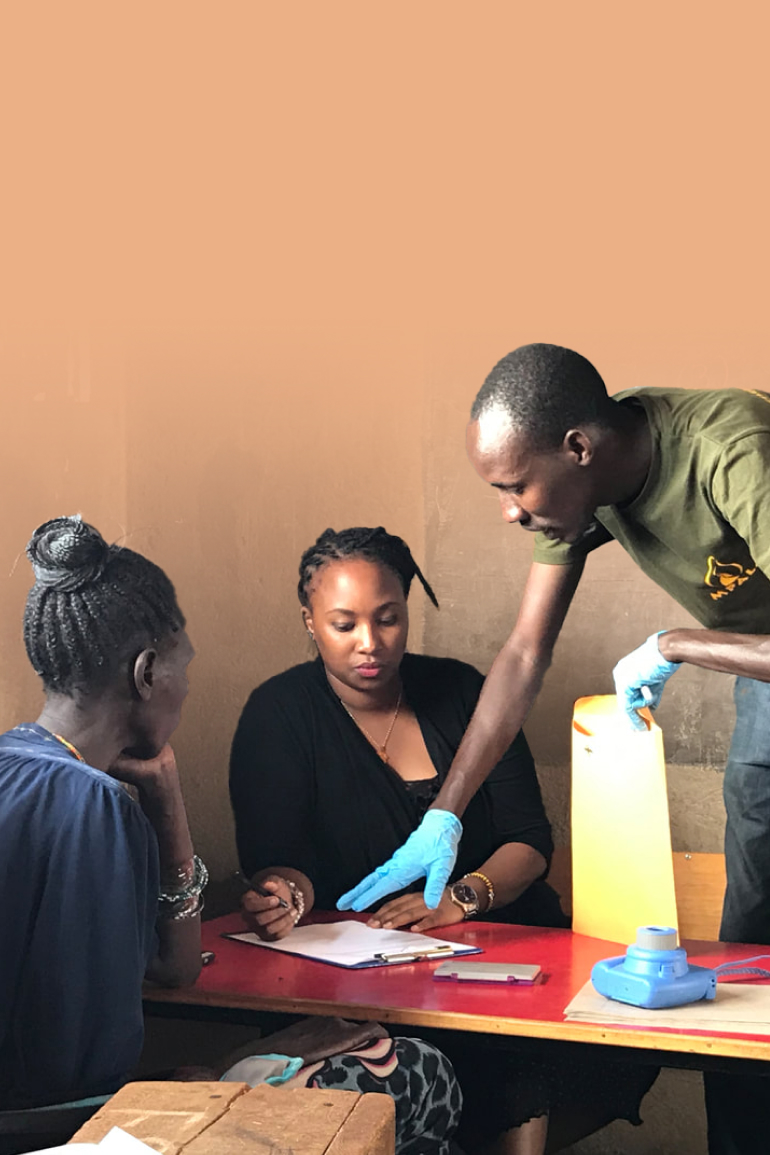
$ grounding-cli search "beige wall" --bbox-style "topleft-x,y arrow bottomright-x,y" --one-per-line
2,4 -> 768,890
0,331 -> 427,878
1,341 -> 764,878
2,10 -> 768,1151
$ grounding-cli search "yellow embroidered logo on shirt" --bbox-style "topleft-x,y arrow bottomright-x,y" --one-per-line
704,556 -> 757,601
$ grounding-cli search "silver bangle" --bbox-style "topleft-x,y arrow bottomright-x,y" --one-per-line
165,856 -> 196,889
158,892 -> 204,922
158,855 -> 209,909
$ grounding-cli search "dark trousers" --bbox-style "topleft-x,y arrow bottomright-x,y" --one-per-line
705,677 -> 770,1154
721,677 -> 770,944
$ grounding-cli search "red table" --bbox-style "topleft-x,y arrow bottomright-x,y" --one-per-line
143,913 -> 770,1063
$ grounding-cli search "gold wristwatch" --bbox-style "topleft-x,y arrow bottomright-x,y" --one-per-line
448,881 -> 481,919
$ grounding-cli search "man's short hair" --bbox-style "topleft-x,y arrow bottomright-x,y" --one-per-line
471,343 -> 612,450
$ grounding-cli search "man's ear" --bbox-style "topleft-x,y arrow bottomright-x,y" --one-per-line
563,428 -> 595,467
133,649 -> 157,702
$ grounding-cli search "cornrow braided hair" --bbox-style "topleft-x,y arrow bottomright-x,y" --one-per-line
298,527 -> 439,610
23,515 -> 185,696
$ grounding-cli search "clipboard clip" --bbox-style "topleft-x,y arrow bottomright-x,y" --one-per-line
374,945 -> 455,963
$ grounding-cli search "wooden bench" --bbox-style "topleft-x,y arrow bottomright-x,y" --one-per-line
70,1080 -> 395,1155
548,847 -> 727,940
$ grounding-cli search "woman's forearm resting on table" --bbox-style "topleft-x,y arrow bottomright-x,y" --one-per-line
464,842 -> 547,912
367,841 -> 549,930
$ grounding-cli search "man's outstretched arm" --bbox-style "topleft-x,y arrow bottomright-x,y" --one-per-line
432,559 -> 585,816
337,560 -> 584,911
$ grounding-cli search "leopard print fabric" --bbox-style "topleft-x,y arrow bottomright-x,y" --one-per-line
287,1036 -> 462,1154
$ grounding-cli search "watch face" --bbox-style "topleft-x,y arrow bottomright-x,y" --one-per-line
451,882 -> 479,910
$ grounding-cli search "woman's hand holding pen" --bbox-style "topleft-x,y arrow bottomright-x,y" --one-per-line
240,875 -> 298,941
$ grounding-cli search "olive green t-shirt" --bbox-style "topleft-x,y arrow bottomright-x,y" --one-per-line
532,387 -> 770,633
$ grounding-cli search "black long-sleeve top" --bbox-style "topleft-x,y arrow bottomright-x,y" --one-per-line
229,653 -> 563,923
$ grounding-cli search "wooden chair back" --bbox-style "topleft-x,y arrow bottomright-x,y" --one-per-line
548,847 -> 726,941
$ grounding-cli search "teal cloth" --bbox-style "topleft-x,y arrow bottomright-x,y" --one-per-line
220,1053 -> 304,1087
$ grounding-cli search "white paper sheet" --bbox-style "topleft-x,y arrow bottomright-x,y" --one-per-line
226,920 -> 480,967
99,1127 -> 161,1153
564,979 -> 770,1035
32,1125 -> 160,1154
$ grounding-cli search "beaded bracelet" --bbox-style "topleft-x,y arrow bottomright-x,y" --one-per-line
284,878 -> 305,923
463,871 -> 495,913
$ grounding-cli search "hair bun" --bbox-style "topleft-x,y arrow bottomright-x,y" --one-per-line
26,516 -> 110,592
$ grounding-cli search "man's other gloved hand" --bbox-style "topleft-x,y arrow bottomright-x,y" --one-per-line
336,809 -> 463,911
613,631 -> 681,731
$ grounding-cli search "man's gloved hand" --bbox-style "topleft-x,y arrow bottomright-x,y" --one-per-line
612,631 -> 681,731
336,809 -> 463,911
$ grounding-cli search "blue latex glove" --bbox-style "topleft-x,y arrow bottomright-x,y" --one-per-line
612,631 -> 681,731
336,809 -> 463,911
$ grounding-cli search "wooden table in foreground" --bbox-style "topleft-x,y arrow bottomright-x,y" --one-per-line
143,913 -> 770,1064
71,1081 -> 395,1155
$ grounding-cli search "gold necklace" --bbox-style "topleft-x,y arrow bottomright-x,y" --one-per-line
340,689 -> 402,764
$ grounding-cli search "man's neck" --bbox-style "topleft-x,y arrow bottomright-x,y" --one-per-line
599,402 -> 653,508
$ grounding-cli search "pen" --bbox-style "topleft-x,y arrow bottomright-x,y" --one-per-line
234,870 -> 290,911
375,945 -> 454,963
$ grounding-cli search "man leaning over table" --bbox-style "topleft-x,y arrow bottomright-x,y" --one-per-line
338,342 -> 770,1155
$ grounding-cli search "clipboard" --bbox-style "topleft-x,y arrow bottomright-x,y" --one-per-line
224,920 -> 482,969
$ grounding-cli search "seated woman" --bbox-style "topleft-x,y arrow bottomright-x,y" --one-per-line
1,515 -> 202,1118
230,525 -> 657,1155
0,517 -> 459,1155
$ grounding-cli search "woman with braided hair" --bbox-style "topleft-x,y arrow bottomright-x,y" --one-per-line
0,515 -> 201,1116
231,525 -> 564,936
230,526 -> 657,1155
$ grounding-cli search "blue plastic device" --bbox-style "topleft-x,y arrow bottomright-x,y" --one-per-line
591,926 -> 717,1009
